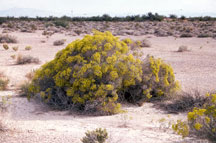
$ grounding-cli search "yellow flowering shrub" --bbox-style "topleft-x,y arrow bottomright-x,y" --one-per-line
122,55 -> 180,103
27,31 -> 179,115
172,92 -> 216,141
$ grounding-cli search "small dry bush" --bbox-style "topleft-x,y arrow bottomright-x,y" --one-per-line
177,45 -> 189,52
10,55 -> 16,59
2,43 -> 9,50
25,46 -> 32,51
0,72 -> 9,91
198,33 -> 210,38
180,33 -> 193,38
12,46 -> 18,51
53,39 -> 66,46
81,128 -> 108,143
172,92 -> 216,142
155,90 -> 209,114
0,95 -> 11,132
0,34 -> 17,43
140,39 -> 151,48
19,71 -> 35,97
16,55 -> 40,65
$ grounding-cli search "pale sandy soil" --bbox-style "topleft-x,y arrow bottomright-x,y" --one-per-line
0,29 -> 215,143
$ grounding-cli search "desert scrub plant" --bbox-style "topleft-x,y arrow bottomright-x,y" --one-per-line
12,46 -> 18,51
26,31 -> 179,115
16,54 -> 40,65
53,20 -> 68,28
0,34 -> 17,43
177,45 -> 189,52
0,72 -> 9,91
10,55 -> 16,59
81,128 -> 108,143
172,92 -> 216,141
139,39 -> 151,48
0,95 -> 11,131
19,71 -> 35,97
121,55 -> 180,103
180,33 -> 193,38
25,46 -> 32,51
155,90 -> 209,114
2,43 -> 9,50
53,39 -> 66,46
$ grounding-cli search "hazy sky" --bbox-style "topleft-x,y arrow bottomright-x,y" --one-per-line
0,0 -> 216,16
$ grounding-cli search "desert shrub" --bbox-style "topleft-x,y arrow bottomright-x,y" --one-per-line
19,71 -> 35,97
139,39 -> 151,48
10,55 -> 16,59
81,128 -> 108,143
26,31 -> 179,114
155,90 -> 209,113
169,14 -> 178,19
0,35 -> 17,43
198,33 -> 210,38
12,46 -> 18,51
53,39 -> 66,46
3,44 -> 9,50
30,24 -> 37,31
0,17 -> 6,25
0,72 -> 9,91
180,33 -> 193,38
120,55 -> 180,103
53,20 -> 68,28
19,81 -> 31,97
16,55 -> 40,65
172,92 -> 216,141
177,45 -> 189,52
25,46 -> 32,51
0,95 -> 11,131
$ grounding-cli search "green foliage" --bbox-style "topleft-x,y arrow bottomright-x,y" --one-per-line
172,92 -> 216,141
27,31 -> 179,114
81,128 -> 108,143
53,20 -> 68,28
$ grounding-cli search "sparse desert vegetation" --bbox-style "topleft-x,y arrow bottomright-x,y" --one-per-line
16,54 -> 39,65
0,16 -> 216,143
53,39 -> 65,46
0,34 -> 17,43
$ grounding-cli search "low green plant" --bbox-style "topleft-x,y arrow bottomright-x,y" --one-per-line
81,128 -> 108,143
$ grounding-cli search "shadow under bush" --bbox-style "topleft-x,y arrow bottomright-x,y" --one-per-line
154,90 -> 209,114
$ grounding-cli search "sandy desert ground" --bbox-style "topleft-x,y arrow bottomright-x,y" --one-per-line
0,25 -> 216,142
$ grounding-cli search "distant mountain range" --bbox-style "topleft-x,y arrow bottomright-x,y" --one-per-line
0,8 -> 64,17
